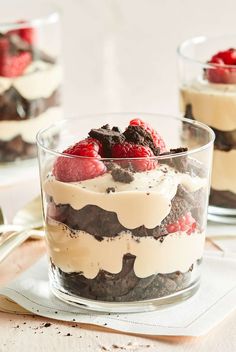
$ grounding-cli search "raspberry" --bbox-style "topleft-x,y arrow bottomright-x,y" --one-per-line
18,27 -> 35,45
0,37 -> 9,53
206,48 -> 236,84
112,142 -> 156,171
8,21 -> 35,45
0,51 -> 32,77
64,138 -> 103,157
53,138 -> 106,182
166,212 -> 197,235
129,118 -> 166,153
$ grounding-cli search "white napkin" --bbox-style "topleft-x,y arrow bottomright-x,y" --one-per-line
0,253 -> 235,337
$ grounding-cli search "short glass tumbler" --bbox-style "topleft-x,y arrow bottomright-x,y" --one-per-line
0,1 -> 62,163
178,35 -> 236,223
37,114 -> 214,313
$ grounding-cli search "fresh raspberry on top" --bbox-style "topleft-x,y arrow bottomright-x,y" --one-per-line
64,138 -> 104,157
0,51 -> 32,77
166,212 -> 196,235
8,21 -> 35,45
112,142 -> 156,171
206,48 -> 236,84
53,138 -> 106,182
0,37 -> 9,53
129,118 -> 166,153
18,26 -> 35,45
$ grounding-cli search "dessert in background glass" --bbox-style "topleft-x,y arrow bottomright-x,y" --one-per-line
178,35 -> 236,223
0,2 -> 62,163
37,114 -> 214,313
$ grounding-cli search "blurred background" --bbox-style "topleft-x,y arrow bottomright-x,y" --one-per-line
50,0 -> 236,116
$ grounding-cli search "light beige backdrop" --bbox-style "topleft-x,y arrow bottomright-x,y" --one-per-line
54,0 -> 236,116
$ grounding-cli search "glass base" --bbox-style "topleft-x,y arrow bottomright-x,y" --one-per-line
50,279 -> 200,313
208,205 -> 236,224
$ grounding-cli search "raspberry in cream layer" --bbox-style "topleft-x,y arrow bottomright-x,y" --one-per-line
0,24 -> 62,162
180,48 -> 236,208
44,121 -> 207,302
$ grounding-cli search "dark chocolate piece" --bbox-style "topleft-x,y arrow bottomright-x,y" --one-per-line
89,126 -> 125,157
123,125 -> 160,155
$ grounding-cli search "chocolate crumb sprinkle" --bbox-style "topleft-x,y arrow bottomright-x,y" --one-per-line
106,187 -> 116,193
111,167 -> 134,183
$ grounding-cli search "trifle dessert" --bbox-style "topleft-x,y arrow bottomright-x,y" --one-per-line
37,114 -> 213,312
179,36 -> 236,219
0,18 -> 62,163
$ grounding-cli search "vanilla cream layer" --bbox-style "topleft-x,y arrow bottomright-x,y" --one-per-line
0,107 -> 62,143
44,166 -> 206,229
47,219 -> 205,278
211,149 -> 236,193
0,61 -> 62,100
180,79 -> 236,131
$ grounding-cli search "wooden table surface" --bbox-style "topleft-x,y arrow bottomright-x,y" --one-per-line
0,181 -> 236,352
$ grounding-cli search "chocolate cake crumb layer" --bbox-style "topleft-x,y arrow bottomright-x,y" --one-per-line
210,188 -> 236,208
0,133 -> 59,163
0,135 -> 37,162
47,184 -> 205,239
51,256 -> 198,301
0,88 -> 61,121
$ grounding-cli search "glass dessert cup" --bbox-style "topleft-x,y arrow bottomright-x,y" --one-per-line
178,35 -> 236,223
37,114 -> 214,313
0,1 -> 62,164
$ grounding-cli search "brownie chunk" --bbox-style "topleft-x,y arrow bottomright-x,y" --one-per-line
123,125 -> 160,155
89,125 -> 125,157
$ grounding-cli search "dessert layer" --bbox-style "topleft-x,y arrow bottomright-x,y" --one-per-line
44,165 -> 206,230
180,80 -> 236,131
0,106 -> 62,143
210,189 -> 236,208
0,136 -> 36,162
0,61 -> 63,100
51,256 -> 198,302
0,88 -> 60,121
47,218 -> 205,279
47,183 -> 205,238
211,149 -> 236,193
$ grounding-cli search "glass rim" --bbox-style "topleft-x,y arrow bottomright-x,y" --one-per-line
36,113 -> 215,161
0,4 -> 60,31
177,35 -> 236,69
